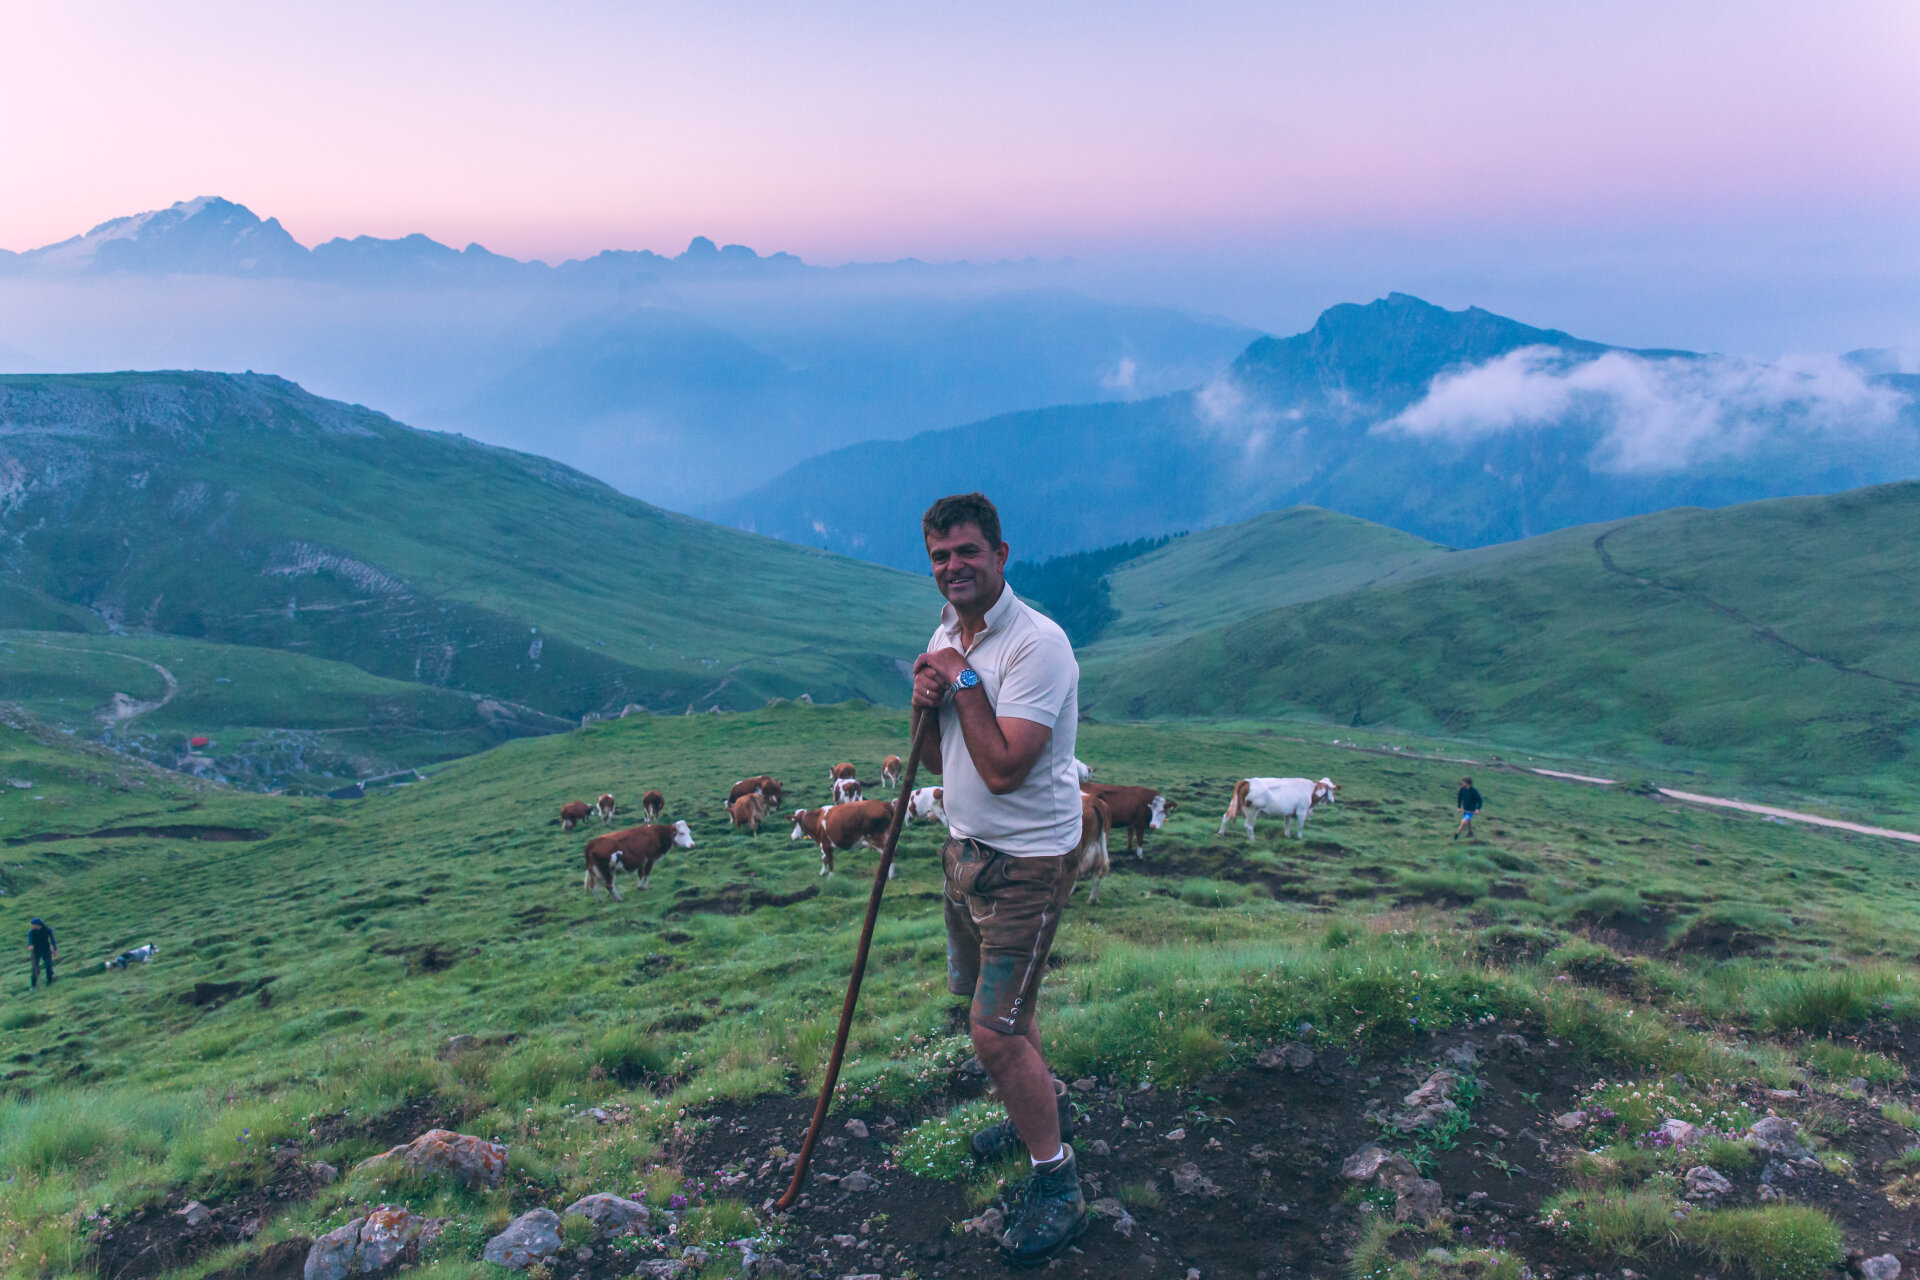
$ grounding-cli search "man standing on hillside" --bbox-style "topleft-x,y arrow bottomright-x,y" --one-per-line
1454,777 -> 1483,840
910,492 -> 1086,1267
28,917 -> 57,989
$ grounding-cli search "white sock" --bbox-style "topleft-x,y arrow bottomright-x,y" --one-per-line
1030,1144 -> 1065,1168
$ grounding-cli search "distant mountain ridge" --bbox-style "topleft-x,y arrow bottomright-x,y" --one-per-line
0,196 -> 801,282
0,199 -> 1258,506
715,293 -> 1920,564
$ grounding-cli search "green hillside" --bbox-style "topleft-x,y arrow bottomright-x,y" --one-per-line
1083,483 -> 1920,805
1095,506 -> 1463,651
0,631 -> 564,790
0,373 -> 938,725
3,704 -> 1917,1280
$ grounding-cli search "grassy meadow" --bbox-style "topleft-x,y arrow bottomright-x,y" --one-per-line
3,702 -> 1918,1279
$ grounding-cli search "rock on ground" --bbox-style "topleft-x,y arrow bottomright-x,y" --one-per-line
482,1209 -> 562,1270
1748,1115 -> 1811,1156
355,1129 -> 507,1190
1256,1042 -> 1314,1071
1170,1162 -> 1224,1197
1341,1144 -> 1417,1184
1683,1165 -> 1733,1199
561,1194 -> 650,1238
1090,1197 -> 1137,1238
1858,1256 -> 1901,1280
1391,1175 -> 1443,1223
1392,1070 -> 1459,1132
303,1207 -> 437,1280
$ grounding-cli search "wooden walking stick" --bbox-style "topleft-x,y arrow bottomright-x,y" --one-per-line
777,707 -> 937,1211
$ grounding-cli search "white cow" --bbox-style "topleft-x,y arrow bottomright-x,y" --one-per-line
1219,776 -> 1341,842
907,786 -> 949,826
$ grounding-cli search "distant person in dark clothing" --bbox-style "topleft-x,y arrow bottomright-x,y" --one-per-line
28,917 -> 57,988
1454,778 -> 1482,840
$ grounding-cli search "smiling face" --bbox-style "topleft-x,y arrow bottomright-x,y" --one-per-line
925,521 -> 1009,617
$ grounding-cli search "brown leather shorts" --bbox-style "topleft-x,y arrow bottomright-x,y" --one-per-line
942,837 -> 1075,1036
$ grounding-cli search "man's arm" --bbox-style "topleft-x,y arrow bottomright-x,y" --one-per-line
913,650 -> 1052,794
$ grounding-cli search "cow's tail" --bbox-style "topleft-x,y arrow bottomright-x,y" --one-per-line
1224,779 -> 1250,821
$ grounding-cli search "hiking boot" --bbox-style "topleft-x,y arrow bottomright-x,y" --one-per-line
971,1077 -> 1073,1160
1000,1145 -> 1087,1267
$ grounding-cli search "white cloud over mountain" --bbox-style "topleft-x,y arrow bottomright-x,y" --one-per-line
1380,346 -> 1911,473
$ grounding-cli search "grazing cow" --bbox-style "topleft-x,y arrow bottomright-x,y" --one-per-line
829,762 -> 857,788
907,786 -> 948,826
560,801 -> 592,832
583,821 -> 695,899
595,793 -> 616,823
728,791 -> 765,837
1073,757 -> 1093,784
881,755 -> 903,789
1079,783 -> 1177,856
1219,777 -> 1339,842
791,799 -> 895,878
728,776 -> 783,809
831,776 -> 865,805
1073,793 -> 1113,905
642,790 -> 665,821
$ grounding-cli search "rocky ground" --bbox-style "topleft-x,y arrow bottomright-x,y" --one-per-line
671,1021 -> 1920,1280
79,1023 -> 1920,1280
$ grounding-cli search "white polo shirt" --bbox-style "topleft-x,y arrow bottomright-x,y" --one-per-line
928,586 -> 1080,857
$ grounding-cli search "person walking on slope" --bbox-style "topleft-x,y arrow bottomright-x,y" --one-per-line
28,917 -> 57,989
910,492 -> 1086,1267
1454,777 -> 1483,840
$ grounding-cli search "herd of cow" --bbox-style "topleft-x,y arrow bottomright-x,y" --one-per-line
561,761 -> 1343,904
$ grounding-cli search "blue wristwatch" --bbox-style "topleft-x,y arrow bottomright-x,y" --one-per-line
948,667 -> 981,697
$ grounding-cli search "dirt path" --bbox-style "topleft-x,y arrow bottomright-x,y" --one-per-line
82,650 -> 179,728
1657,787 -> 1920,845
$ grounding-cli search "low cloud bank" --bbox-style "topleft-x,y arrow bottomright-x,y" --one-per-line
1379,346 -> 1911,473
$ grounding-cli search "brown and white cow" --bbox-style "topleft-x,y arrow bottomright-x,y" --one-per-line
583,821 -> 695,899
559,800 -> 592,832
595,793 -> 616,823
641,790 -> 665,821
880,755 -> 903,789
1073,793 -> 1113,905
728,775 -> 782,809
831,776 -> 865,805
791,799 -> 895,878
1079,783 -> 1177,856
829,762 -> 857,787
728,791 -> 765,837
907,785 -> 948,826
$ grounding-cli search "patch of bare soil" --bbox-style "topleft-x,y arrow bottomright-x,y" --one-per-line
5,825 -> 270,846
667,1025 -> 1920,1279
88,1157 -> 320,1280
667,883 -> 821,916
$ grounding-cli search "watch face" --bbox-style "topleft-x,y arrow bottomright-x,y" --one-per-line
957,668 -> 980,688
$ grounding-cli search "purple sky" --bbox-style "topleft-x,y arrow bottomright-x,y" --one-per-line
4,1 -> 1917,350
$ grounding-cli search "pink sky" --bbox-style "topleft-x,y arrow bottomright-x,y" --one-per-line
3,1 -> 1916,266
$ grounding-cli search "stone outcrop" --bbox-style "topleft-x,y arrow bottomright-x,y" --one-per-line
560,1194 -> 650,1238
482,1209 -> 562,1270
303,1207 -> 438,1280
353,1130 -> 507,1190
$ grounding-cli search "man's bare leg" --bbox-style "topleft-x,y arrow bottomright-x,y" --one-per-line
972,1019 -> 1061,1159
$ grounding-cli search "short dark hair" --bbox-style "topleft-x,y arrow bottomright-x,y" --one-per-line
922,492 -> 1003,549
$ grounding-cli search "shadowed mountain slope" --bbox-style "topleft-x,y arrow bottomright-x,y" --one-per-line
0,372 -> 939,722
